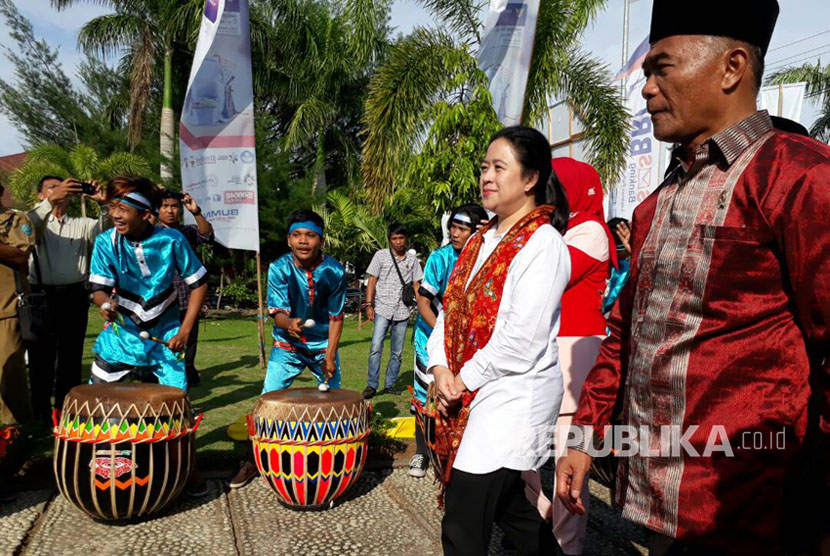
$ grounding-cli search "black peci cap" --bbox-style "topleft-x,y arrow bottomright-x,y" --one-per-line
650,0 -> 779,55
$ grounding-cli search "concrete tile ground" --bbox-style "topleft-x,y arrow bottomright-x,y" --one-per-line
1,470 -> 647,555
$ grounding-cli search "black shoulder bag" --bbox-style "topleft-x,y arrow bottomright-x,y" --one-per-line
390,249 -> 417,308
15,250 -> 52,343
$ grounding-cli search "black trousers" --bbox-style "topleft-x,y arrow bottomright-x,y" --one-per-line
180,312 -> 200,386
28,283 -> 88,419
442,468 -> 556,556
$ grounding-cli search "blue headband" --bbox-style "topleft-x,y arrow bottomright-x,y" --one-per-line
289,221 -> 324,236
113,192 -> 154,213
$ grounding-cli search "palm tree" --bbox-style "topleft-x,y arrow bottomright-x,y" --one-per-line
361,0 -> 629,208
50,0 -> 203,179
7,143 -> 152,215
253,0 -> 392,193
768,61 -> 830,142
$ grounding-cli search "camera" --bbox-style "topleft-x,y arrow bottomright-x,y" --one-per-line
80,182 -> 97,195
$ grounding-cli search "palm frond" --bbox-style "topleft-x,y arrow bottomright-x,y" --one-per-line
285,97 -> 336,149
69,144 -> 100,180
24,144 -> 74,171
524,41 -> 629,188
343,0 -> 391,67
8,159 -> 66,207
417,0 -> 484,43
361,27 -> 477,208
77,13 -> 144,58
808,99 -> 830,142
97,152 -> 153,179
766,60 -> 830,101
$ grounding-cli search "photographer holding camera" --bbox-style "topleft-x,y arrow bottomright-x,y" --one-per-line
157,189 -> 213,387
26,175 -> 108,425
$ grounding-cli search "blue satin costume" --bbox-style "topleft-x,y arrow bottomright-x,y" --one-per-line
412,243 -> 459,403
265,253 -> 347,392
88,227 -> 207,390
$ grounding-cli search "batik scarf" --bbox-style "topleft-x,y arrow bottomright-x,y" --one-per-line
432,204 -> 555,490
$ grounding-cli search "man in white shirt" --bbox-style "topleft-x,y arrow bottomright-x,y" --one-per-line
26,175 -> 107,424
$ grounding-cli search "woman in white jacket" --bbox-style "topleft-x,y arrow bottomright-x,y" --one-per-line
427,125 -> 571,556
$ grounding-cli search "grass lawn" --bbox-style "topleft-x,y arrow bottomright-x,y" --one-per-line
72,309 -> 416,470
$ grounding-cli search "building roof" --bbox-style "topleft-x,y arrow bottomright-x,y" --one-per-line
0,152 -> 27,208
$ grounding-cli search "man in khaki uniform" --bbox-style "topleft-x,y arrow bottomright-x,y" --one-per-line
0,182 -> 35,425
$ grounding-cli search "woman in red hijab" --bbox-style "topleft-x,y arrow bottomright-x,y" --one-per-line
524,157 -> 616,556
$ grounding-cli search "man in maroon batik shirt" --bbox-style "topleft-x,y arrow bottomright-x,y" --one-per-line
556,1 -> 830,555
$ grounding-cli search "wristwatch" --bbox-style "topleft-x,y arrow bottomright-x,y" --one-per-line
193,208 -> 202,216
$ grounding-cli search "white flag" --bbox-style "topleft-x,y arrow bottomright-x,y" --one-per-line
179,0 -> 260,252
477,0 -> 540,126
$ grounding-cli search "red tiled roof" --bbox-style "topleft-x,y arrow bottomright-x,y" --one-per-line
0,152 -> 26,174
0,152 -> 27,208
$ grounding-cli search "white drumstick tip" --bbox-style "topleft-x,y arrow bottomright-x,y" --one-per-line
303,319 -> 316,329
318,382 -> 330,392
139,331 -> 150,340
101,302 -> 111,311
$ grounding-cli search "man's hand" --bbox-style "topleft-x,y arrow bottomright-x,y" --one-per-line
555,448 -> 592,515
47,178 -> 82,204
99,299 -> 119,322
286,317 -> 304,339
183,193 -> 200,214
615,221 -> 632,256
365,305 -> 375,321
85,180 -> 107,204
322,354 -> 337,380
433,365 -> 462,416
167,329 -> 189,352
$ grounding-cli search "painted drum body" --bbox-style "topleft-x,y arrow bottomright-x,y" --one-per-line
249,388 -> 370,510
53,383 -> 201,520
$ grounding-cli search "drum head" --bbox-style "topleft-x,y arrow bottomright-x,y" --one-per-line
253,388 -> 366,422
62,383 -> 189,419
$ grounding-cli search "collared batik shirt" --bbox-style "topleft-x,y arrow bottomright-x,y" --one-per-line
267,253 -> 347,352
172,224 -> 213,311
574,111 -> 830,554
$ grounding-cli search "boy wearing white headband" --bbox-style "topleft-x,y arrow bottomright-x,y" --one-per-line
88,175 -> 207,390
263,209 -> 347,392
409,203 -> 487,478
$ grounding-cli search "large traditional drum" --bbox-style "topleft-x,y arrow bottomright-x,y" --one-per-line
248,388 -> 370,510
53,383 -> 201,520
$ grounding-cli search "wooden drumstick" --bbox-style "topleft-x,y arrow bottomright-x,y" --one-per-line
139,330 -> 168,346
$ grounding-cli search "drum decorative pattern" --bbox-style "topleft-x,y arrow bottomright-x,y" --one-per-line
53,387 -> 201,521
249,402 -> 370,510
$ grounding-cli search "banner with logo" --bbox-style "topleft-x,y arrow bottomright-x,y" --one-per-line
607,35 -> 663,221
179,0 -> 259,252
477,0 -> 540,126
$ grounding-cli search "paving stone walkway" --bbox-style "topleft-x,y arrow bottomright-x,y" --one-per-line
1,469 -> 647,555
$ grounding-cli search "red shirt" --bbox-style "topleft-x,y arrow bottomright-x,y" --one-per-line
574,113 -> 830,554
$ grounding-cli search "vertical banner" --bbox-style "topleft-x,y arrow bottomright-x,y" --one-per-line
180,0 -> 259,252
477,0 -> 540,126
607,36 -> 662,221
758,82 -> 806,122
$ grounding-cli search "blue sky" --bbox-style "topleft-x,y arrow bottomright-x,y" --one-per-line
0,0 -> 828,155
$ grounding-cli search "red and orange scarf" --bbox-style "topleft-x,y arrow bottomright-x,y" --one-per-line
431,205 -> 555,489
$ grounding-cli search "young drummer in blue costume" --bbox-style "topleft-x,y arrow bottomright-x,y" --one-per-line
409,204 -> 487,478
264,209 -> 347,392
88,176 -> 208,391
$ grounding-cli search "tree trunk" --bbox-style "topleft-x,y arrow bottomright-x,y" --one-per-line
159,49 -> 175,180
310,137 -> 326,195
